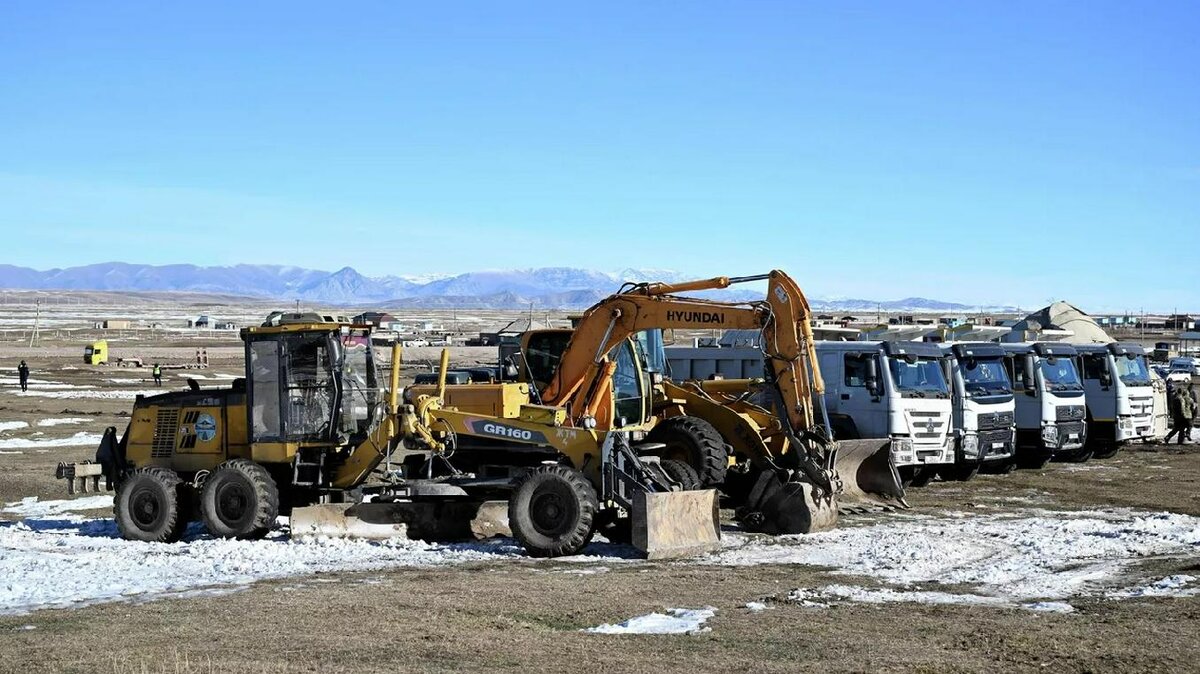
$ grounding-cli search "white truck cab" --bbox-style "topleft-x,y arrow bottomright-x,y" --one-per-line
1075,343 -> 1155,458
939,342 -> 1016,479
815,341 -> 953,486
1000,342 -> 1088,467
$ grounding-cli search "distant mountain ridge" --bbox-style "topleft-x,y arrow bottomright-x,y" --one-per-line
0,262 -> 1013,312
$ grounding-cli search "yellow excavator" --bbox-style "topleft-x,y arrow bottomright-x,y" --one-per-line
300,269 -> 904,549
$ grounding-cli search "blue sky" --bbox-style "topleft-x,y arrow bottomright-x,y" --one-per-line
1,1 -> 1196,311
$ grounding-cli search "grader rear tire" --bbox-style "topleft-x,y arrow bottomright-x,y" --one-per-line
200,459 -> 279,539
645,416 -> 729,488
508,465 -> 598,558
114,466 -> 188,543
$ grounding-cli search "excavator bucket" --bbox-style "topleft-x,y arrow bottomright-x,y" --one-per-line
631,489 -> 722,560
290,500 -> 511,542
831,439 -> 908,511
738,470 -> 840,534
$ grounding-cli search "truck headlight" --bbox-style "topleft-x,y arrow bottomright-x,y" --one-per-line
961,433 -> 980,459
1041,424 -> 1059,446
891,438 -> 914,462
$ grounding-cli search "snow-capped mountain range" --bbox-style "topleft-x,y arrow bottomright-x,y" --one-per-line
0,262 -> 1015,312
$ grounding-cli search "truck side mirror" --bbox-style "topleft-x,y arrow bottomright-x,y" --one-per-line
865,357 -> 881,397
1022,354 -> 1036,393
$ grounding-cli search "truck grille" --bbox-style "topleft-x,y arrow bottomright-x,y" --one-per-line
1058,420 -> 1085,442
978,411 -> 1014,431
1056,405 -> 1085,422
151,408 -> 179,459
979,428 -> 1013,456
909,410 -> 947,440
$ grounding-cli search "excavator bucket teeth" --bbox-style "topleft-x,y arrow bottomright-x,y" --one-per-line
632,489 -> 722,560
832,439 -> 908,509
290,500 -> 511,541
738,470 -> 839,535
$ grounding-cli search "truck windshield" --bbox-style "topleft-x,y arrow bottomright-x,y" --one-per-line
1039,357 -> 1082,391
1114,354 -> 1152,386
889,357 -> 949,397
961,357 -> 1011,396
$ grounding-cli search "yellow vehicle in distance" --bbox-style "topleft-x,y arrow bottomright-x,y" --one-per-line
84,340 -> 109,365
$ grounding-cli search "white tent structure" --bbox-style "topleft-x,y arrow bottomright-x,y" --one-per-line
1007,302 -> 1114,344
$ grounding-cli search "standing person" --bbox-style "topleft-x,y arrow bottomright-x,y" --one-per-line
201,347 -> 209,367
1167,383 -> 1195,444
17,360 -> 29,392
152,363 -> 162,387
195,348 -> 202,366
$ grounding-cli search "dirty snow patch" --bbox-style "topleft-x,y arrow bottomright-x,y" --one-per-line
0,432 -> 103,449
0,421 -> 29,433
744,601 -> 770,612
1107,575 -> 1200,599
0,517 -> 529,616
36,418 -> 90,427
12,389 -> 162,400
4,496 -> 115,517
584,607 -> 716,635
711,509 -> 1200,605
1024,601 -> 1075,613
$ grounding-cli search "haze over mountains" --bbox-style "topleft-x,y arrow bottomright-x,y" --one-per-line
0,262 -> 1013,312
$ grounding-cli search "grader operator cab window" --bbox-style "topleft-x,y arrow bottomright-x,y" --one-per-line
247,328 -> 343,443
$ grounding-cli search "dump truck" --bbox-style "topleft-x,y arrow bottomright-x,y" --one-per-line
1000,343 -> 1088,466
813,341 -> 953,488
1075,343 -> 1155,459
938,342 -> 1017,479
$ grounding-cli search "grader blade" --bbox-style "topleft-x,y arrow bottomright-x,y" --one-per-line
832,439 -> 908,510
290,500 -> 510,542
631,489 -> 722,560
738,470 -> 839,535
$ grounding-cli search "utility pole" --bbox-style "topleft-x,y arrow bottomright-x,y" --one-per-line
28,299 -> 41,348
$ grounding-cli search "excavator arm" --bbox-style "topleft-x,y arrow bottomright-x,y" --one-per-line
542,271 -> 826,445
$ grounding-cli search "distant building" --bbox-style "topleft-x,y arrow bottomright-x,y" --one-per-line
103,319 -> 132,330
352,311 -> 402,331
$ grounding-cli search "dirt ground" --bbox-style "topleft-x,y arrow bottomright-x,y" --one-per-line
1,350 -> 1199,674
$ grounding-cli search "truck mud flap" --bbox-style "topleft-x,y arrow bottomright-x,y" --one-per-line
832,439 -> 908,510
290,500 -> 510,542
737,471 -> 839,535
632,489 -> 722,560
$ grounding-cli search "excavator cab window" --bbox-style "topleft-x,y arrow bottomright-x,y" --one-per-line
612,340 -> 648,426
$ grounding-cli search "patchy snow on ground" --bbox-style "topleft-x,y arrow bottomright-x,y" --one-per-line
36,418 -> 90,427
3,496 -> 114,517
0,516 -> 529,616
0,432 -> 103,449
12,389 -> 162,400
744,601 -> 770,612
1107,575 -> 1200,599
584,607 -> 716,635
0,421 -> 29,433
712,508 -> 1200,610
105,378 -> 147,384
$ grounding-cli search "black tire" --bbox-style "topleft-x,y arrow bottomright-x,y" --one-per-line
645,416 -> 729,488
508,465 -> 598,558
659,459 -> 701,491
200,459 -> 279,539
899,466 -> 934,488
114,466 -> 188,543
1091,442 -> 1121,460
942,463 -> 979,482
1054,446 -> 1093,463
1017,452 -> 1052,470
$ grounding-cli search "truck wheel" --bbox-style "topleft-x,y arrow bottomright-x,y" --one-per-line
1017,452 -> 1051,469
981,459 -> 1017,475
114,467 -> 188,542
942,463 -> 979,482
645,416 -> 729,488
659,459 -> 701,491
1091,442 -> 1121,460
200,459 -> 279,539
508,465 -> 598,558
899,466 -> 934,488
1054,447 -> 1093,463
